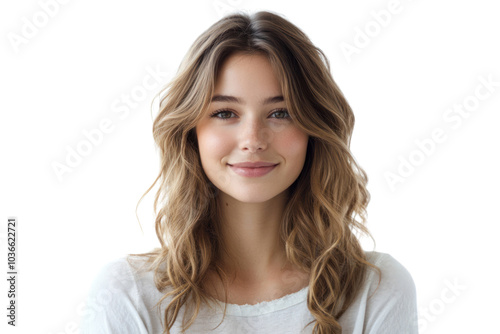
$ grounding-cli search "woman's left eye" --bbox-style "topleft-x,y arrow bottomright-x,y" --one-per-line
269,109 -> 290,119
209,108 -> 290,121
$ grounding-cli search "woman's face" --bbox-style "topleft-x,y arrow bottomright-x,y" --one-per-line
195,52 -> 309,203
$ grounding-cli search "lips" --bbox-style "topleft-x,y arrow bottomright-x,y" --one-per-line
227,162 -> 278,177
228,162 -> 278,168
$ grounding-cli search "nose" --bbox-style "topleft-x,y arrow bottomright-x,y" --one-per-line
238,117 -> 271,153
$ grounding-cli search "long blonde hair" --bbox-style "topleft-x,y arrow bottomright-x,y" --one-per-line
131,10 -> 381,334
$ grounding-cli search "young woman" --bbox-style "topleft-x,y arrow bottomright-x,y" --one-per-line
81,10 -> 418,334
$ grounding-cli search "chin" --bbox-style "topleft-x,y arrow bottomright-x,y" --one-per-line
223,190 -> 286,204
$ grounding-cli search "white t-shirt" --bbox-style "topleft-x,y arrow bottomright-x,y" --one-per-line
80,251 -> 418,333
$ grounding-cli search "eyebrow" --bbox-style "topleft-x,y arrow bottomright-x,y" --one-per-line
210,95 -> 284,105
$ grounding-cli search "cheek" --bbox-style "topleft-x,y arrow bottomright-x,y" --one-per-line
197,127 -> 232,164
275,128 -> 308,160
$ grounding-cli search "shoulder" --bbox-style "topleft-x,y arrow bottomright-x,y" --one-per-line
85,257 -> 142,304
365,251 -> 417,297
339,251 -> 419,334
79,256 -> 159,334
91,257 -> 137,289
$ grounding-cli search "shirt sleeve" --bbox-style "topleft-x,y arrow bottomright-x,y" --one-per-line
79,258 -> 150,334
364,253 -> 419,334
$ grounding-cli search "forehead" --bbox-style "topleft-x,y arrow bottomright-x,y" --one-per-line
214,53 -> 282,98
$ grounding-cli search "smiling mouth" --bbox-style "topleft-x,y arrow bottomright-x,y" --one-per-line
227,164 -> 278,177
227,162 -> 279,168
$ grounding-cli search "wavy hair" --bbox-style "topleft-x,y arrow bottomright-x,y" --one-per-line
131,10 -> 381,334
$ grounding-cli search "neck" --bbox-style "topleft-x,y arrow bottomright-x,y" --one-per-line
216,190 -> 289,283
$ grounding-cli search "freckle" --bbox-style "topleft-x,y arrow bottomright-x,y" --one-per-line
225,202 -> 228,206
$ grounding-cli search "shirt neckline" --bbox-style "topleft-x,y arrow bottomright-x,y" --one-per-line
211,285 -> 309,316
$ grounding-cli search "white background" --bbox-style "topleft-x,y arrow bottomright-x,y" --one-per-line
1,0 -> 499,333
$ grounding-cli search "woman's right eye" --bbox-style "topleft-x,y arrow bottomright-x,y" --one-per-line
209,109 -> 234,121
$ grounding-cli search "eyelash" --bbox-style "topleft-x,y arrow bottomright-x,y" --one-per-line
209,108 -> 291,121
